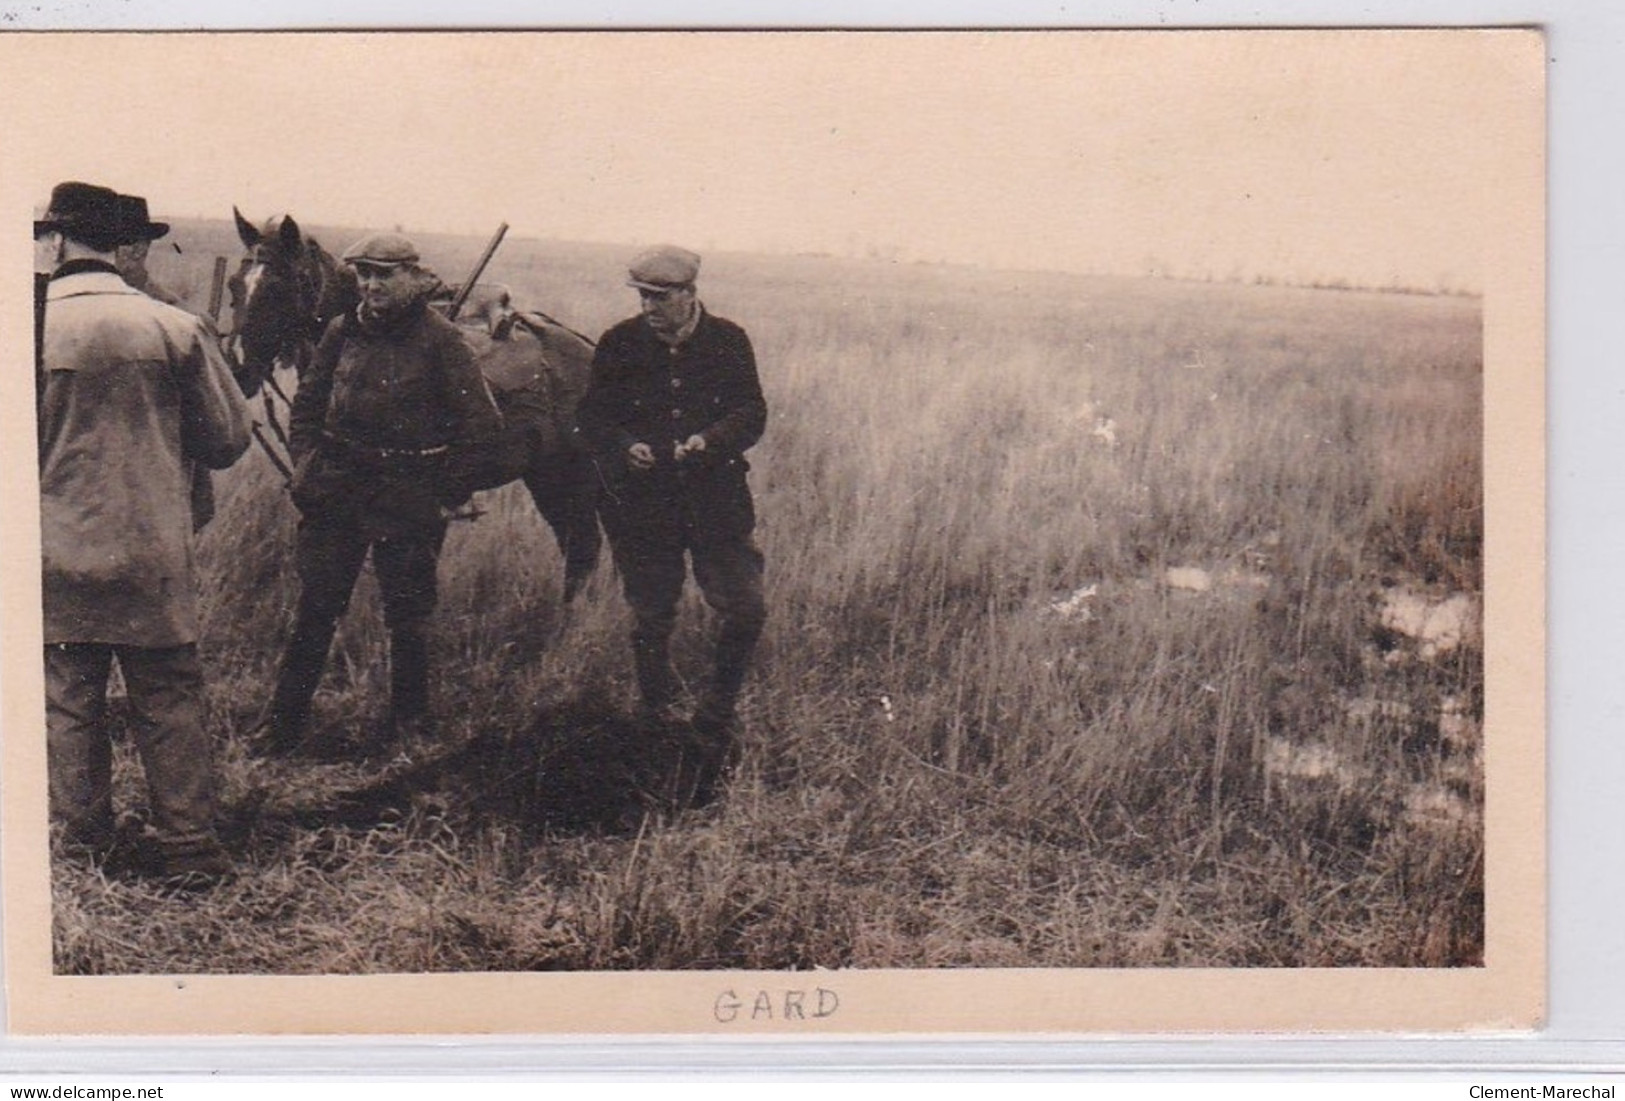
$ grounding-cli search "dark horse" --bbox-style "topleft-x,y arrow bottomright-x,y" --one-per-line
227,209 -> 602,599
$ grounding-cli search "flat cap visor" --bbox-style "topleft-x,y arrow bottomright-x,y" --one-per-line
342,232 -> 421,267
627,245 -> 701,290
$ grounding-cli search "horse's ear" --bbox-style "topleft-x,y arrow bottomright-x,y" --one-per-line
233,207 -> 260,248
279,215 -> 303,251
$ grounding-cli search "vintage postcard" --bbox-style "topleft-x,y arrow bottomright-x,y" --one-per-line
0,29 -> 1543,1034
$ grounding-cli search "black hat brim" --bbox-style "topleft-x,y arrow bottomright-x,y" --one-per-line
34,218 -> 167,244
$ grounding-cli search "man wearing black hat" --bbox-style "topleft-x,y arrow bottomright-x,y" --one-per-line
259,232 -> 501,757
112,193 -> 184,308
34,181 -> 252,889
111,192 -> 217,531
576,245 -> 768,802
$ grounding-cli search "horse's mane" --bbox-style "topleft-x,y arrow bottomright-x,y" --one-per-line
295,231 -> 358,334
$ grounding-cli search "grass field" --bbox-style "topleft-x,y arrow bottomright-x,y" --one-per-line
50,218 -> 1484,972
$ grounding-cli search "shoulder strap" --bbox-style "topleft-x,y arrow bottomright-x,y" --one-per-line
34,272 -> 49,428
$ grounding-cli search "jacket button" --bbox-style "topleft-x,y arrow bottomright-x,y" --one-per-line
671,378 -> 682,389
671,408 -> 682,419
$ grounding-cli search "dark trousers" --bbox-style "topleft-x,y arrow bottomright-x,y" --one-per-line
601,507 -> 766,720
45,642 -> 219,856
267,515 -> 446,735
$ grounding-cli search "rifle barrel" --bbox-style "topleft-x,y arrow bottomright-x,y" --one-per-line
207,256 -> 229,323
446,222 -> 510,322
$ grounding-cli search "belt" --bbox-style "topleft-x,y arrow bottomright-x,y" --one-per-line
323,430 -> 450,463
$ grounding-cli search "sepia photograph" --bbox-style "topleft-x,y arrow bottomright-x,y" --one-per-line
0,29 -> 1543,1034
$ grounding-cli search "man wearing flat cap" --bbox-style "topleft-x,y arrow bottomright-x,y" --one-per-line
260,232 -> 501,757
577,245 -> 768,803
34,181 -> 252,889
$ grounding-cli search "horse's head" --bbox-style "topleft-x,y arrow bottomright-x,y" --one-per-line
229,207 -> 356,395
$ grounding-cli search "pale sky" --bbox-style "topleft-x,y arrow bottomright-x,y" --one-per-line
6,30 -> 1539,290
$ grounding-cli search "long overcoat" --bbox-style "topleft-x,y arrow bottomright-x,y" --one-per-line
38,265 -> 252,647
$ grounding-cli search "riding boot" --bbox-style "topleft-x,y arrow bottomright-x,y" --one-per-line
688,621 -> 761,804
694,619 -> 761,734
631,629 -> 678,724
384,625 -> 432,742
260,613 -> 338,753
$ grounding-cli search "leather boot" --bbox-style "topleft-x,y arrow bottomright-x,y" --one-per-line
694,618 -> 761,732
383,625 -> 432,744
687,621 -> 760,804
259,614 -> 338,754
631,629 -> 678,723
155,837 -> 234,894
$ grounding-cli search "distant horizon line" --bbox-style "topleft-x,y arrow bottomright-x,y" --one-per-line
148,210 -> 1484,300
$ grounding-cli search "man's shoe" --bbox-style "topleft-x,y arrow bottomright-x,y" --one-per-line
154,844 -> 233,893
361,711 -> 436,761
636,700 -> 686,731
681,709 -> 742,808
387,711 -> 436,744
395,713 -> 435,741
247,710 -> 306,758
690,703 -> 743,746
253,720 -> 351,763
56,823 -> 116,865
101,827 -> 162,879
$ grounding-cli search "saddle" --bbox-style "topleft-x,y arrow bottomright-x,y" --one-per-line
431,283 -> 595,492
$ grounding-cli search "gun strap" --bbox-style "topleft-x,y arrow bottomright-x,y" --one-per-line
34,272 -> 50,428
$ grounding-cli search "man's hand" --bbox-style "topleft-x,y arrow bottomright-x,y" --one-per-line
627,441 -> 657,470
674,434 -> 706,462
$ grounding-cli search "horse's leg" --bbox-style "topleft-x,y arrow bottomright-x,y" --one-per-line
522,453 -> 602,603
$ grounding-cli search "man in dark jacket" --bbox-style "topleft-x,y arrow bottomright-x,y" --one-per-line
259,233 -> 501,757
35,181 -> 253,889
576,246 -> 768,799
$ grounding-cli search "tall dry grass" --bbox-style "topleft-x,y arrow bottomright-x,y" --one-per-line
51,221 -> 1484,972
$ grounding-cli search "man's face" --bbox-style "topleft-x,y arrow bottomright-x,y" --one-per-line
639,284 -> 696,338
33,231 -> 62,274
354,262 -> 423,314
114,239 -> 150,280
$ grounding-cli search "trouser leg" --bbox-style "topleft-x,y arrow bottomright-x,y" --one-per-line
679,534 -> 763,804
690,533 -> 767,726
604,520 -> 686,716
387,628 -> 430,722
118,644 -> 220,858
373,526 -> 445,724
265,518 -> 370,743
44,643 -> 115,851
630,626 -> 678,717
